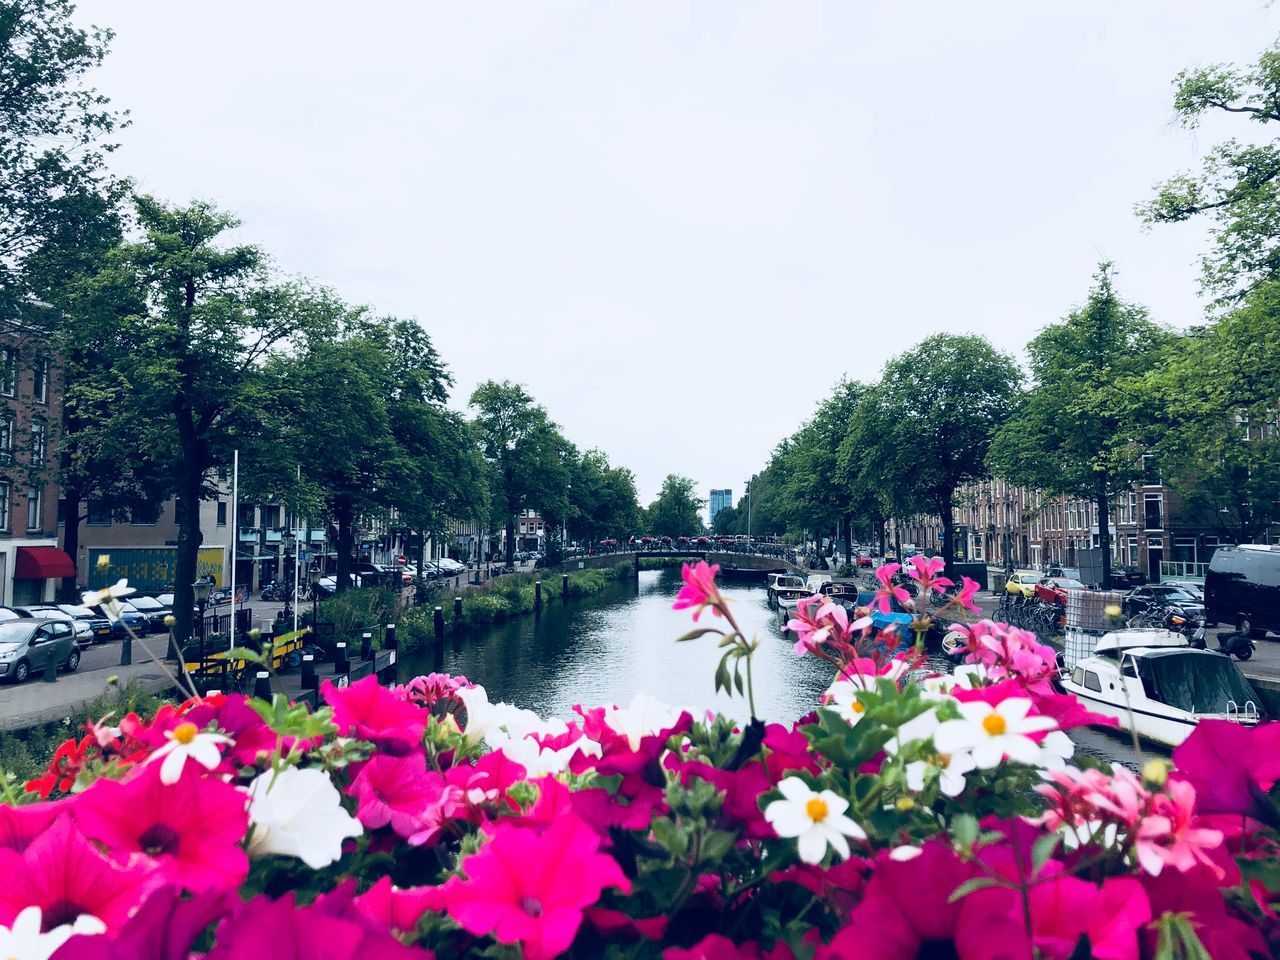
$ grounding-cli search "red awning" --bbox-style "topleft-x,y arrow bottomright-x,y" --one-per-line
14,546 -> 76,580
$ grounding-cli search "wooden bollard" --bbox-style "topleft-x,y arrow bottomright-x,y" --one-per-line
434,606 -> 444,645
43,645 -> 58,683
334,641 -> 349,676
535,581 -> 542,611
253,670 -> 271,699
562,573 -> 570,598
384,624 -> 397,664
360,631 -> 373,661
301,654 -> 317,693
453,597 -> 462,625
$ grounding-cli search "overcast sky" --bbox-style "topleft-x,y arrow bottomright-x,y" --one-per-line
79,2 -> 1277,513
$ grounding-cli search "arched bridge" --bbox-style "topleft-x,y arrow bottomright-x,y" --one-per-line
566,549 -> 805,579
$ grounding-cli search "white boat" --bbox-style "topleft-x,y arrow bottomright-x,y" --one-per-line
805,574 -> 833,594
1057,629 -> 1266,747
767,574 -> 806,607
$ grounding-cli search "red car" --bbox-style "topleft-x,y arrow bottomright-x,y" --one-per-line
1034,577 -> 1087,606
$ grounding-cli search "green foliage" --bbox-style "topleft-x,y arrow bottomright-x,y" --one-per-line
562,448 -> 642,544
644,474 -> 705,537
1139,37 -> 1280,303
309,587 -> 401,655
989,264 -> 1168,582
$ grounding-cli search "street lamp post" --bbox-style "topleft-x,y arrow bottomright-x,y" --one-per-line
745,480 -> 752,542
309,566 -> 322,638
193,578 -> 212,666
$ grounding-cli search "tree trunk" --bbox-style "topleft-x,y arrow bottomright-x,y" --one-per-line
60,491 -> 83,602
876,514 -> 886,557
843,514 -> 853,567
334,500 -> 354,592
505,516 -> 516,568
171,451 -> 204,645
939,494 -> 956,579
893,520 -> 901,561
1095,477 -> 1112,588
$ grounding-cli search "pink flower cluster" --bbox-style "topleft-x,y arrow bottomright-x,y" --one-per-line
0,562 -> 1275,960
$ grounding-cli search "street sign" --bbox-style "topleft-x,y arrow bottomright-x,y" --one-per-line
397,555 -> 407,566
297,548 -> 308,564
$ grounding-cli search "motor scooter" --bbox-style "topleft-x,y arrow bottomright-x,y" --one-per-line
1191,625 -> 1255,661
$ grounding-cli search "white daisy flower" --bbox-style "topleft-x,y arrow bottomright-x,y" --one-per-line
905,750 -> 977,797
932,698 -> 1056,769
147,721 -> 232,785
825,676 -> 879,727
764,777 -> 866,864
81,579 -> 136,622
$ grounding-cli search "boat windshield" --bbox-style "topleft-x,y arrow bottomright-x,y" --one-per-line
777,577 -> 804,589
1138,653 -> 1263,715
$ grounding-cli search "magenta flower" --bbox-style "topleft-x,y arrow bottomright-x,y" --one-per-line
205,892 -> 427,960
354,877 -> 449,936
0,798 -> 64,852
672,561 -> 722,621
1171,719 -> 1280,820
1024,874 -> 1150,960
0,815 -> 157,932
441,814 -> 630,960
347,753 -> 453,845
955,576 -> 981,613
872,563 -> 912,615
322,675 -> 430,754
51,887 -> 235,960
905,554 -> 953,595
74,765 -> 249,893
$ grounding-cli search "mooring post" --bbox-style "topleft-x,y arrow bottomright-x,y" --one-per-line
562,573 -> 570,597
434,606 -> 445,645
301,654 -> 317,694
334,641 -> 349,677
453,596 -> 463,625
253,670 -> 271,699
535,581 -> 542,611
360,631 -> 373,661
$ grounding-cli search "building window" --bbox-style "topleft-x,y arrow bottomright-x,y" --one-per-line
26,486 -> 42,531
217,501 -> 227,526
0,415 -> 11,465
260,504 -> 280,529
57,497 -> 67,528
86,501 -> 112,526
129,501 -> 160,525
0,482 -> 9,532
0,348 -> 16,397
1143,494 -> 1163,532
238,504 -> 255,528
32,358 -> 49,404
1141,455 -> 1160,486
29,421 -> 45,466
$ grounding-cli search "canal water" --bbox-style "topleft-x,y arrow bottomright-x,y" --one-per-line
399,568 -> 1148,768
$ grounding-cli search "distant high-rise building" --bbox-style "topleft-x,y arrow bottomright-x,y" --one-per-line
709,489 -> 733,526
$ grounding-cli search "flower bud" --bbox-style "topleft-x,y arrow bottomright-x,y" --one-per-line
895,796 -> 916,812
1142,758 -> 1169,788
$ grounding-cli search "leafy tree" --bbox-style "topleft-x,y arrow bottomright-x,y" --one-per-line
564,448 -> 641,544
644,474 -> 705,538
1139,37 -> 1280,304
1135,282 -> 1280,543
784,380 -> 866,564
989,265 -> 1168,585
77,197 -> 324,642
712,503 -> 742,536
1,0 -> 128,312
861,335 -> 1021,576
469,381 -> 569,568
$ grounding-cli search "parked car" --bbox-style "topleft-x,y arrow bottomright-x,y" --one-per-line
312,575 -> 364,598
1109,566 -> 1147,589
1160,579 -> 1204,602
435,558 -> 466,576
1205,544 -> 1280,639
88,599 -> 150,638
1121,585 -> 1205,621
0,606 -> 26,624
126,595 -> 171,633
0,619 -> 81,683
56,603 -> 117,643
1034,577 -> 1087,606
12,606 -> 94,648
1004,572 -> 1042,600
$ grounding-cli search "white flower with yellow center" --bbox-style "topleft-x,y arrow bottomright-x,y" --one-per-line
81,579 -> 135,622
905,749 -> 977,797
148,721 -> 232,785
763,777 -> 865,864
0,906 -> 104,960
825,676 -> 879,727
932,698 -> 1056,769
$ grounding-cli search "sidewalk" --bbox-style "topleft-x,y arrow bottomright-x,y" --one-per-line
0,655 -> 175,732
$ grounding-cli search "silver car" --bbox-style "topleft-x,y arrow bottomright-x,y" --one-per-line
0,619 -> 81,683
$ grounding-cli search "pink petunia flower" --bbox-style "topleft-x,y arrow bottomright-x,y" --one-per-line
955,576 -> 981,613
353,877 -> 449,936
672,561 -> 723,621
440,813 -> 630,960
1171,720 -> 1280,820
0,815 -> 157,932
0,799 -> 64,853
347,753 -> 455,845
74,764 -> 249,893
50,887 -> 236,960
905,554 -> 954,596
322,675 -> 430,754
205,892 -> 427,960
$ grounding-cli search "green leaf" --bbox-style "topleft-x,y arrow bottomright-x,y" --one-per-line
951,813 -> 979,848
947,876 -> 1001,903
1031,832 -> 1060,876
676,627 -> 723,643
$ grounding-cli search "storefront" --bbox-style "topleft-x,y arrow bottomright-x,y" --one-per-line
0,541 -> 75,606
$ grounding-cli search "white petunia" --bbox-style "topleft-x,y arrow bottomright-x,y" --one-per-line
493,735 -> 582,778
246,766 -> 362,869
0,906 -> 104,960
763,777 -> 865,864
602,693 -> 684,750
932,698 -> 1057,770
81,579 -> 135,622
147,721 -> 232,785
1036,730 -> 1075,771
458,686 -> 560,747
